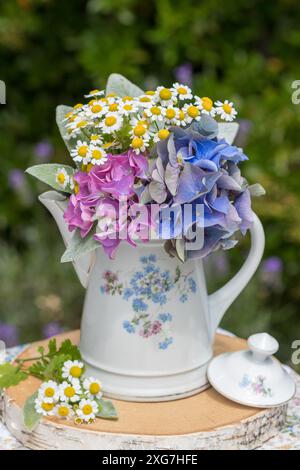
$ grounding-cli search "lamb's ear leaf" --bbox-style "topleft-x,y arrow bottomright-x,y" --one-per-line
106,74 -> 143,98
23,392 -> 40,432
96,398 -> 118,420
56,105 -> 76,151
61,230 -> 98,263
26,164 -> 75,193
218,122 -> 239,145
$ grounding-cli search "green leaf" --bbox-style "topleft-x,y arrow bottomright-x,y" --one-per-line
23,392 -> 40,431
0,363 -> 27,390
61,229 -> 98,263
26,163 -> 75,193
43,354 -> 70,382
248,183 -> 266,197
48,338 -> 58,355
106,73 -> 143,98
218,122 -> 239,145
96,398 -> 118,420
58,339 -> 81,360
56,104 -> 75,152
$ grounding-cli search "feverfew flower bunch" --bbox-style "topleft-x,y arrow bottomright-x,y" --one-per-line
34,360 -> 105,424
27,74 -> 264,262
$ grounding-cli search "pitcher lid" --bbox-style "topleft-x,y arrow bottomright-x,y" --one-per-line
207,333 -> 295,408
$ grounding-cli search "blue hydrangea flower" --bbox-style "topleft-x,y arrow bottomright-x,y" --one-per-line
123,320 -> 135,334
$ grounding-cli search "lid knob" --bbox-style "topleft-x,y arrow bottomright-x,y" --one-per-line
247,333 -> 279,362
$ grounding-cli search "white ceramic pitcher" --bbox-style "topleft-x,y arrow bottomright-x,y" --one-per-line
39,190 -> 265,402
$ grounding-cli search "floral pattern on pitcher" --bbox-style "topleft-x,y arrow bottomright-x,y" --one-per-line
239,374 -> 273,397
100,254 -> 196,350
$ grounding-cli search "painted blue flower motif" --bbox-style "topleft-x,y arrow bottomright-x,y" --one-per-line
123,320 -> 135,334
133,298 -> 148,312
158,313 -> 172,323
180,293 -> 188,303
100,254 -> 197,350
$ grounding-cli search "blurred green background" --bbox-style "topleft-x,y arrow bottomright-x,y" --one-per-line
0,0 -> 300,369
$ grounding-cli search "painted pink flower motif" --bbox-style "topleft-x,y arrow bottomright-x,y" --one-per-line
151,320 -> 162,335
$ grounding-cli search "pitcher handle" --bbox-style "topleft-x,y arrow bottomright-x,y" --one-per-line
208,213 -> 265,335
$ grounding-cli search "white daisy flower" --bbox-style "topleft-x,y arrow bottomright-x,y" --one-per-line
76,399 -> 98,422
83,377 -> 103,400
70,140 -> 91,165
100,113 -> 123,133
35,397 -> 56,416
38,380 -> 60,403
153,128 -> 170,143
183,103 -> 201,123
66,117 -> 90,137
59,379 -> 82,403
130,136 -> 150,154
215,100 -> 237,122
55,168 -> 70,189
129,121 -> 152,141
89,145 -> 108,166
86,100 -> 108,119
84,89 -> 105,98
194,96 -> 216,117
171,83 -> 193,100
154,86 -> 177,106
136,94 -> 153,108
119,101 -> 138,116
144,105 -> 164,122
62,360 -> 84,380
89,134 -> 103,146
55,403 -> 74,420
161,106 -> 180,125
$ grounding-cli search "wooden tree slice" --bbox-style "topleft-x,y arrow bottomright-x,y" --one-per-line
3,331 -> 287,450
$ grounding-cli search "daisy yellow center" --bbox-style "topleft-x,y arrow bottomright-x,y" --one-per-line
105,116 -> 117,127
78,145 -> 88,157
74,182 -> 79,194
223,103 -> 232,114
91,135 -> 99,141
91,104 -> 103,114
202,97 -> 213,111
159,88 -> 172,100
45,387 -> 55,397
73,103 -> 83,109
107,93 -> 117,98
140,96 -> 151,103
70,366 -> 82,378
177,87 -> 187,95
64,386 -> 76,398
158,129 -> 170,140
131,137 -> 143,149
123,104 -> 133,111
103,141 -> 114,149
150,106 -> 161,115
134,125 -> 146,137
76,120 -> 87,128
100,98 -> 108,104
89,89 -> 99,95
109,103 -> 118,112
178,110 -> 185,120
82,404 -> 93,415
166,108 -> 176,119
146,90 -> 155,95
177,152 -> 183,164
89,383 -> 101,395
187,106 -> 200,118
65,112 -> 73,119
58,406 -> 69,417
57,173 -> 66,184
92,149 -> 104,160
42,402 -> 54,412
122,96 -> 133,102
88,99 -> 96,106
86,164 -> 93,172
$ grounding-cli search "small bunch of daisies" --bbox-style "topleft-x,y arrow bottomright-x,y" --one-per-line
58,83 -> 237,180
34,360 -> 103,424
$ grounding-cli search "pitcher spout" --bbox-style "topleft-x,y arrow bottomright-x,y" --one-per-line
38,190 -> 93,288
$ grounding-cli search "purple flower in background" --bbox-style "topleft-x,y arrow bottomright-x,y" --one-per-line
8,169 -> 25,190
42,322 -> 63,339
174,63 -> 193,87
0,323 -> 19,347
34,139 -> 53,161
261,256 -> 283,274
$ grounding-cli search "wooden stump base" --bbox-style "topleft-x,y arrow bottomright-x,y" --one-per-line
3,331 -> 287,450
